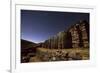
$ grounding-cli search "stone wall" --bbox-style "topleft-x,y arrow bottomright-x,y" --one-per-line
41,20 -> 89,49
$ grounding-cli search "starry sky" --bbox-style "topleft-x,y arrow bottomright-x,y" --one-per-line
21,10 -> 89,43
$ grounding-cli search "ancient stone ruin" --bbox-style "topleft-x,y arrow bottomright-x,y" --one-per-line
35,20 -> 90,62
21,20 -> 89,63
41,20 -> 89,49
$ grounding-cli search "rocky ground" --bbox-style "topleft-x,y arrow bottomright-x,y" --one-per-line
21,48 -> 89,63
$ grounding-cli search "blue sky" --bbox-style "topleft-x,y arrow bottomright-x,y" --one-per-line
21,10 -> 89,43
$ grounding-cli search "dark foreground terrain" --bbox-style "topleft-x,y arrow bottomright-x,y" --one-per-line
21,47 -> 89,63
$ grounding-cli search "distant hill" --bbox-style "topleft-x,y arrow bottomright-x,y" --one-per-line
21,39 -> 37,49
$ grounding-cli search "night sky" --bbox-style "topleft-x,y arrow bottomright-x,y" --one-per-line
21,10 -> 89,43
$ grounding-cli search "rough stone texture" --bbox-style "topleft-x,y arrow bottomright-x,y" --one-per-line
69,26 -> 80,48
42,20 -> 89,49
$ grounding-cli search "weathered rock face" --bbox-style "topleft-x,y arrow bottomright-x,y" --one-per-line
69,26 -> 80,48
79,20 -> 89,48
68,20 -> 89,48
57,31 -> 66,49
42,20 -> 89,49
